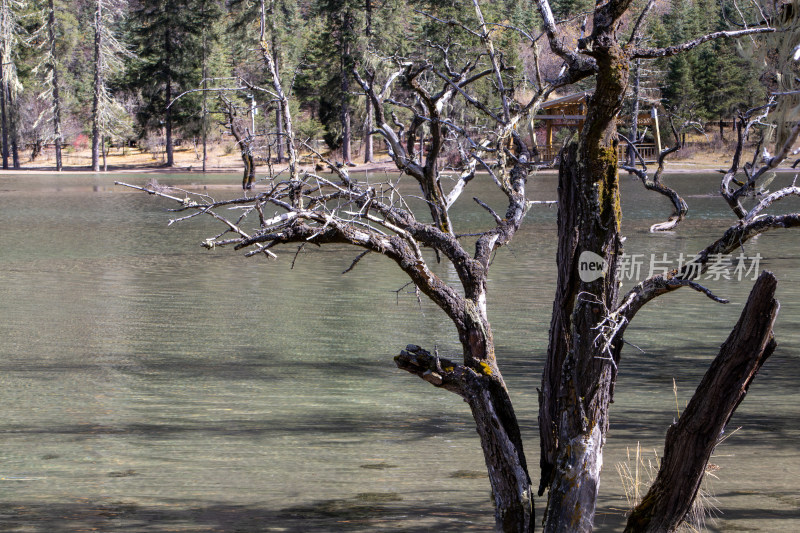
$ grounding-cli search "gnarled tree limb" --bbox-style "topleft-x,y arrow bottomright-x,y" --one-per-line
632,27 -> 775,59
620,131 -> 687,232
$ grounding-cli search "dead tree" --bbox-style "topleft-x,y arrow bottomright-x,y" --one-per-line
121,1 -> 799,531
620,118 -> 688,232
91,0 -> 131,172
219,95 -> 256,190
45,0 -> 63,171
625,271 -> 779,532
124,1 -> 553,528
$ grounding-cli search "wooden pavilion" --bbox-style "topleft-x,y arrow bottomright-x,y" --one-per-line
532,91 -> 662,164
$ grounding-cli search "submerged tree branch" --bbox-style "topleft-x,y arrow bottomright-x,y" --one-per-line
620,132 -> 687,232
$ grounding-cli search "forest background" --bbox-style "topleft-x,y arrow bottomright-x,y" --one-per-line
0,0 -> 777,172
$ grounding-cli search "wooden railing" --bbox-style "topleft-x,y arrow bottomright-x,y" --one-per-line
535,145 -> 560,163
534,143 -> 658,165
619,143 -> 657,163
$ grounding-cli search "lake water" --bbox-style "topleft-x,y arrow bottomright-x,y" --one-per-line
0,170 -> 798,532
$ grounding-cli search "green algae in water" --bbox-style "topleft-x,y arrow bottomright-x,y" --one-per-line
359,462 -> 398,470
355,492 -> 403,503
450,470 -> 487,479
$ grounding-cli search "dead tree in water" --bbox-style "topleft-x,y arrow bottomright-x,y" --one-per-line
121,0 -> 800,531
219,95 -> 256,189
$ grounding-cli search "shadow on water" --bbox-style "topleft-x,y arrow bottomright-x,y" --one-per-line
0,413 -> 469,441
0,355 -> 392,383
0,499 -> 491,532
2,173 -> 800,532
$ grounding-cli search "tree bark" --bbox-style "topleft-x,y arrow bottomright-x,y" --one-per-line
233,132 -> 255,189
0,59 -> 7,170
276,106 -> 284,163
627,59 -> 641,166
364,97 -> 373,163
221,99 -> 256,189
47,0 -> 63,171
91,0 -> 102,171
9,89 -> 18,168
271,29 -> 284,164
625,271 -> 779,532
340,11 -> 352,165
201,0 -> 207,173
396,318 -> 535,532
164,28 -> 174,167
539,37 -> 628,532
363,0 -> 373,164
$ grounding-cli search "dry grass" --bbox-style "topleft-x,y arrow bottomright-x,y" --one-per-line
615,443 -> 721,532
17,142 -> 247,171
615,381 -> 736,532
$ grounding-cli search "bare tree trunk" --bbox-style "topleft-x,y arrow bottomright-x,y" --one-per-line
364,97 -> 373,163
396,324 -> 535,532
275,106 -> 284,163
627,59 -> 641,166
363,0 -> 373,164
539,42 -> 628,532
164,29 -> 174,167
9,90 -> 18,168
631,59 -> 640,143
31,139 -> 41,161
0,60 -> 7,170
165,78 -> 174,167
220,98 -> 255,189
341,79 -> 351,164
626,271 -> 779,532
91,0 -> 102,171
340,12 -> 352,165
271,29 -> 284,164
201,0 -> 207,173
47,0 -> 63,171
202,90 -> 207,172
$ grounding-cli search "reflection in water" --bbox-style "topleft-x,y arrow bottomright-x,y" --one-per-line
0,171 -> 798,531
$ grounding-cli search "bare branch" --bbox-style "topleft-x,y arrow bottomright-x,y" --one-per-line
471,0 -> 510,122
474,197 -> 503,224
619,131 -> 687,232
745,186 -> 800,222
342,250 -> 370,274
632,27 -> 775,59
721,103 -> 796,218
626,0 -> 656,46
615,213 -> 800,324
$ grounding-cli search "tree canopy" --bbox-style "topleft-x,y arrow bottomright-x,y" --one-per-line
0,0 -> 792,166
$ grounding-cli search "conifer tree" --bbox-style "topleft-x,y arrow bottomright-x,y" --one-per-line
125,0 -> 213,167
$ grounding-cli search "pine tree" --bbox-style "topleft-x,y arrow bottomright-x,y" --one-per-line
299,0 -> 362,162
125,0 -> 214,167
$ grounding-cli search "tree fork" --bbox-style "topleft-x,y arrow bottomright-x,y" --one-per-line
540,38 -> 628,531
396,343 -> 535,533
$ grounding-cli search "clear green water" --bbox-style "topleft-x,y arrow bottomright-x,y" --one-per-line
0,170 -> 798,532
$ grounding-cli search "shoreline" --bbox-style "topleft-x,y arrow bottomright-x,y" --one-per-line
0,159 -> 795,177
